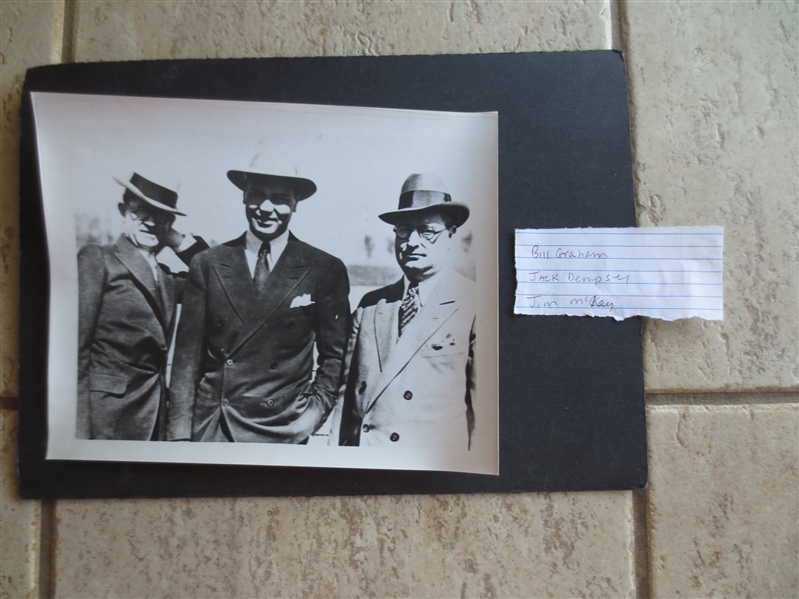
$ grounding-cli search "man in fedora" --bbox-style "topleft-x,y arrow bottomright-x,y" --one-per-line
167,167 -> 350,443
77,173 -> 208,440
329,172 -> 477,451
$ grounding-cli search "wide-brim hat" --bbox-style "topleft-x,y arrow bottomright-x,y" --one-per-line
379,172 -> 470,227
227,170 -> 317,202
115,172 -> 185,216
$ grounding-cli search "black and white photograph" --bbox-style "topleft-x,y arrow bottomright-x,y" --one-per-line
32,92 -> 499,475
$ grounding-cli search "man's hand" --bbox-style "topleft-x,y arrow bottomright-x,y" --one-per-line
158,226 -> 186,250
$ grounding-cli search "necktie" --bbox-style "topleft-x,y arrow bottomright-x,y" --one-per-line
398,283 -> 419,337
144,251 -> 160,285
253,240 -> 271,290
144,252 -> 165,312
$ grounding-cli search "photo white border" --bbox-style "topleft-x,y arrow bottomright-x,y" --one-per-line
33,92 -> 498,475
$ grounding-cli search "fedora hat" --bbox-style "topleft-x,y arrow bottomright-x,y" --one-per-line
227,170 -> 317,202
378,172 -> 470,227
114,172 -> 185,216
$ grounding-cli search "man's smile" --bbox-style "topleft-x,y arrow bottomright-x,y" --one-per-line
252,215 -> 278,226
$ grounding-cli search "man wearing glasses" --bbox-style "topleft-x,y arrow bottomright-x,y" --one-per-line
77,173 -> 207,440
329,172 -> 477,452
166,167 -> 350,444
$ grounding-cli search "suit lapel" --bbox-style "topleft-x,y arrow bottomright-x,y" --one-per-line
212,244 -> 256,324
228,237 -> 311,357
364,276 -> 461,414
373,279 -> 404,372
113,235 -> 167,328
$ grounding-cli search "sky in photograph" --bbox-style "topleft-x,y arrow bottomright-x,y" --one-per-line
34,93 -> 496,282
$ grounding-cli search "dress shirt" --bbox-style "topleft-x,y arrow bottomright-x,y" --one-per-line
401,273 -> 438,309
139,248 -> 161,283
133,234 -> 199,284
244,229 -> 289,278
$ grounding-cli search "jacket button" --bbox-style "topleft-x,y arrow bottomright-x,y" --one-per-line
403,390 -> 413,400
358,381 -> 366,394
287,321 -> 295,329
270,362 -> 278,370
390,432 -> 400,442
267,399 -> 274,407
225,359 -> 233,366
222,398 -> 229,406
362,424 -> 371,433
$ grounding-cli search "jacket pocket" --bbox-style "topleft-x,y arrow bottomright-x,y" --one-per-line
419,332 -> 467,358
89,372 -> 127,396
420,344 -> 466,358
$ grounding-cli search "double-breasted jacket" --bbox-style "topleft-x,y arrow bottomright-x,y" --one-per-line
167,233 -> 350,443
329,269 -> 476,451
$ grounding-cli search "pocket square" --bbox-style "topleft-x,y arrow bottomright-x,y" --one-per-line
429,332 -> 457,351
290,293 -> 314,308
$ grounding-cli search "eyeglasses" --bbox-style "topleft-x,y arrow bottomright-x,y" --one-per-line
127,207 -> 174,225
393,225 -> 448,242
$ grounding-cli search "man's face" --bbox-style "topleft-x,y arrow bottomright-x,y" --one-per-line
119,198 -> 174,250
244,181 -> 298,241
393,212 -> 454,282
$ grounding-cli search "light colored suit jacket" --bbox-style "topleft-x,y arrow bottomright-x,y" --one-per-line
167,233 -> 350,443
329,269 -> 476,450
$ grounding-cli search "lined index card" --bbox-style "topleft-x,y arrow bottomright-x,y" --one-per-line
514,227 -> 724,321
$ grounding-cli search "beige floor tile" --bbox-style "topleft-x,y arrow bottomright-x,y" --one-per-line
647,404 -> 799,598
72,0 -> 610,62
0,0 -> 64,398
622,1 -> 799,393
0,410 -> 42,599
54,491 -> 633,598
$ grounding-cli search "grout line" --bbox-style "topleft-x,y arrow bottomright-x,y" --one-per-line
615,0 -> 646,228
38,500 -> 56,599
38,3 -> 71,597
646,391 -> 799,406
608,0 -> 623,51
60,0 -> 78,64
631,488 -> 651,599
0,397 -> 18,410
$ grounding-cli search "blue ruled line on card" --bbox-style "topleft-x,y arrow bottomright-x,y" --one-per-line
516,231 -> 724,235
516,269 -> 723,273
519,281 -> 722,286
515,244 -> 724,248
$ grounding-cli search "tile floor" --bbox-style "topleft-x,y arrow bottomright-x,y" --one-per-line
1,1 -> 796,597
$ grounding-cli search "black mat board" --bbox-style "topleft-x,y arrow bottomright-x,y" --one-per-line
18,51 -> 646,498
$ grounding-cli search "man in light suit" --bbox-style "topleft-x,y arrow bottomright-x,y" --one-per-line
329,172 -> 477,451
167,168 -> 350,443
77,173 -> 208,440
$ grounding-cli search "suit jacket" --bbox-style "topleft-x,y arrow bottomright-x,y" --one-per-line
329,269 -> 476,450
166,232 -> 350,443
77,234 -> 208,440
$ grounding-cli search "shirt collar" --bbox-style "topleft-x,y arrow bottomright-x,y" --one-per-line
402,273 -> 438,307
245,228 -> 289,259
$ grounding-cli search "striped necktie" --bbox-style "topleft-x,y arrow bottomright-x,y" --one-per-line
253,240 -> 271,290
398,283 -> 420,337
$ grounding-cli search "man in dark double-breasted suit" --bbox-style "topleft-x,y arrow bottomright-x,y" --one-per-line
167,168 -> 350,443
77,173 -> 208,440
